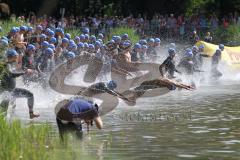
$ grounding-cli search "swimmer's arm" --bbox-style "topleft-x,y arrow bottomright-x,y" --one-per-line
7,64 -> 25,77
10,72 -> 25,78
200,54 -> 211,58
193,68 -> 204,72
36,63 -> 42,73
174,69 -> 181,74
17,41 -> 27,45
105,89 -> 132,102
160,78 -> 194,90
174,82 -> 195,90
112,66 -> 132,76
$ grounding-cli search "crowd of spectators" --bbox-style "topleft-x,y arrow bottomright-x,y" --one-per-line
10,12 -> 238,40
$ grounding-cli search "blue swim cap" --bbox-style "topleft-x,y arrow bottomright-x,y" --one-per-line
139,39 -> 147,45
69,40 -> 75,45
49,37 -> 57,44
84,34 -> 89,39
113,36 -> 121,43
0,39 -> 8,47
199,44 -> 205,50
168,48 -> 176,56
20,26 -> 27,31
90,35 -> 96,41
66,51 -> 76,59
80,34 -> 85,40
45,48 -> 54,55
27,44 -> 36,51
69,43 -> 77,50
192,45 -> 198,52
75,36 -> 80,42
62,38 -> 69,44
48,30 -> 55,37
95,41 -> 101,47
84,43 -> 89,48
185,48 -> 193,57
122,41 -> 131,49
109,39 -> 115,44
98,38 -> 103,42
10,27 -> 18,34
134,43 -> 141,49
142,45 -> 148,50
46,28 -> 51,33
121,33 -> 129,39
48,44 -> 56,50
7,49 -> 18,57
88,44 -> 95,49
78,42 -> 84,48
154,38 -> 161,43
55,28 -> 64,34
40,34 -> 47,39
15,27 -> 20,32
219,44 -> 224,50
28,26 -> 33,32
41,41 -> 49,47
82,27 -> 90,34
149,38 -> 155,43
65,33 -> 71,40
107,80 -> 117,90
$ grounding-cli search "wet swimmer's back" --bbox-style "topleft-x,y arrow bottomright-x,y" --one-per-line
55,97 -> 103,131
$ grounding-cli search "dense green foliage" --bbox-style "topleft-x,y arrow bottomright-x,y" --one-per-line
3,0 -> 240,17
212,25 -> 240,45
183,0 -> 240,16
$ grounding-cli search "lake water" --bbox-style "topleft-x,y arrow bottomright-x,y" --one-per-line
10,79 -> 240,160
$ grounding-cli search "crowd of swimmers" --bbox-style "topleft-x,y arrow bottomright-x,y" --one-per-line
0,24 -> 225,137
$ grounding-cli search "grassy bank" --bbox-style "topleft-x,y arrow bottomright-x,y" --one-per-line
108,27 -> 140,44
0,115 -> 94,160
0,20 -> 27,37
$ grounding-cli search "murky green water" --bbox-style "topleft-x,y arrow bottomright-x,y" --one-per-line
12,80 -> 240,160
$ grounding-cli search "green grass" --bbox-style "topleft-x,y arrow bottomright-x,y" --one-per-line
65,28 -> 82,39
108,27 -> 140,44
0,20 -> 28,37
0,115 -> 95,160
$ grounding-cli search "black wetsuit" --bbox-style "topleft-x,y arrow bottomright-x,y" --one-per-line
131,50 -> 140,62
147,46 -> 157,60
211,51 -> 222,78
161,56 -> 180,78
193,52 -> 203,69
81,82 -> 111,96
0,63 -> 34,112
178,58 -> 195,75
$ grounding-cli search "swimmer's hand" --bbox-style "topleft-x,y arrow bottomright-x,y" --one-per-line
25,69 -> 33,74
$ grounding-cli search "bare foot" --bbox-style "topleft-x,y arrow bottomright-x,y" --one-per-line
30,113 -> 40,119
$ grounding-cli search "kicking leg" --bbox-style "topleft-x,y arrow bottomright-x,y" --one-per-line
12,88 -> 39,119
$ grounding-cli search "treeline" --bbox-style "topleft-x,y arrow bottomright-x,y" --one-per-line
1,0 -> 240,17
